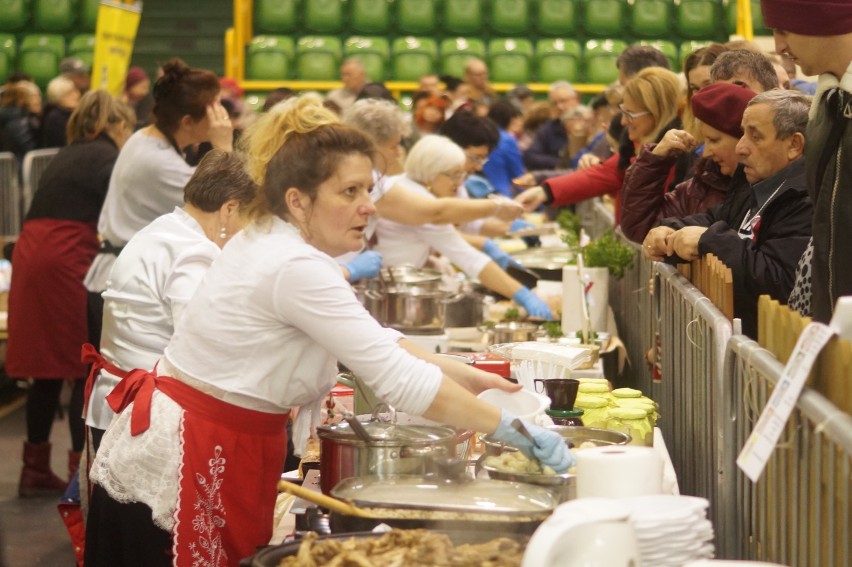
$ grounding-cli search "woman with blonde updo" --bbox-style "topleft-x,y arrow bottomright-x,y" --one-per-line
85,95 -> 571,566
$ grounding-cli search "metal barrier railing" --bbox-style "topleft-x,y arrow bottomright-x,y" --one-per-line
0,152 -> 21,238
721,335 -> 852,566
21,148 -> 60,216
654,261 -> 733,535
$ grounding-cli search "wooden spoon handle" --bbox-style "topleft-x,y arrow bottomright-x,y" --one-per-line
277,479 -> 372,518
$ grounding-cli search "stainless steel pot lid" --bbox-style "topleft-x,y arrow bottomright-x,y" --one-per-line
381,265 -> 442,285
317,419 -> 455,445
509,247 -> 575,270
331,476 -> 557,516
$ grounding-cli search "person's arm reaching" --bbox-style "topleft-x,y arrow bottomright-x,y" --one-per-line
376,183 -> 522,225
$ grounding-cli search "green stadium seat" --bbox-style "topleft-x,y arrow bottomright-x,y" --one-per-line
351,0 -> 391,34
582,0 -> 625,37
391,36 -> 437,81
19,34 -> 65,90
254,0 -> 299,34
295,36 -> 342,81
344,36 -> 390,82
583,39 -> 627,84
630,0 -> 672,38
535,0 -> 577,36
639,40 -> 679,71
33,0 -> 76,32
67,33 -> 94,69
246,35 -> 295,80
535,38 -> 581,83
443,0 -> 484,35
0,34 -> 15,82
675,0 -> 721,39
439,37 -> 485,78
0,0 -> 30,32
304,0 -> 344,34
397,0 -> 437,34
488,38 -> 533,84
490,0 -> 530,35
726,0 -> 769,36
79,0 -> 98,32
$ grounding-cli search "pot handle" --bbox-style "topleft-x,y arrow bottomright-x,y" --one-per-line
400,444 -> 448,458
364,289 -> 385,300
335,372 -> 356,388
441,292 -> 467,304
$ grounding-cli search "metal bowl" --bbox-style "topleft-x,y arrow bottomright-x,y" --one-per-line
480,460 -> 576,503
480,426 -> 632,458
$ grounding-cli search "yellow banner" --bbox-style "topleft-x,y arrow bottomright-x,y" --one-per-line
91,1 -> 142,96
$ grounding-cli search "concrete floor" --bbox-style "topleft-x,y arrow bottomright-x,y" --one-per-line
0,390 -> 77,567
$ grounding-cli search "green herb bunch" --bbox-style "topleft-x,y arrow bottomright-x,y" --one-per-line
582,230 -> 635,279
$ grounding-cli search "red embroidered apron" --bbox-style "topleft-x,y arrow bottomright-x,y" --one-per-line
105,367 -> 289,567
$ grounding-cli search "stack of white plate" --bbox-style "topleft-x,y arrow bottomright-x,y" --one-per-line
626,495 -> 715,566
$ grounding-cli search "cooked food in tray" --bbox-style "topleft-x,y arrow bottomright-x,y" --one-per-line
484,451 -> 556,475
278,529 -> 525,566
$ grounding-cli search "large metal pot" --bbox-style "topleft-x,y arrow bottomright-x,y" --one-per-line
443,291 -> 488,328
366,286 -> 452,332
490,321 -> 542,343
316,414 -> 457,494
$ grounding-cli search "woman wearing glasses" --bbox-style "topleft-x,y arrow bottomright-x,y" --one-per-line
375,134 -> 554,319
515,67 -> 685,222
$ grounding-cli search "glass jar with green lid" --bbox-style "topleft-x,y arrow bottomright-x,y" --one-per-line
574,394 -> 609,428
613,397 -> 658,429
607,407 -> 653,446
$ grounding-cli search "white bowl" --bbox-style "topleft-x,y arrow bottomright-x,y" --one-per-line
477,388 -> 550,421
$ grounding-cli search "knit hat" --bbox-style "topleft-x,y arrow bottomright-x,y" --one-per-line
760,0 -> 852,37
691,83 -> 757,139
124,66 -> 148,92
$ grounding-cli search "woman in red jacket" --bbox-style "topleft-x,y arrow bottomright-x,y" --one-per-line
515,67 -> 683,221
620,82 -> 757,244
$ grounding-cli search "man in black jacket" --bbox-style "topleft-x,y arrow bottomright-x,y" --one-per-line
643,90 -> 812,338
761,0 -> 852,323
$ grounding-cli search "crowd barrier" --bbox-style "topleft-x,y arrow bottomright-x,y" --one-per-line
21,147 -> 60,216
578,197 -> 851,565
0,152 -> 20,238
721,335 -> 852,566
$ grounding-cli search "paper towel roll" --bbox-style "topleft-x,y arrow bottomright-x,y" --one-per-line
576,446 -> 663,499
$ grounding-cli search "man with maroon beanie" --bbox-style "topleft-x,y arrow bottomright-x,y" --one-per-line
761,0 -> 852,321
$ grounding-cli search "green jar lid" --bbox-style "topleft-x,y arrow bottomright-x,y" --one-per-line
545,408 -> 585,418
609,407 -> 648,419
579,383 -> 609,394
575,394 -> 609,409
612,387 -> 643,398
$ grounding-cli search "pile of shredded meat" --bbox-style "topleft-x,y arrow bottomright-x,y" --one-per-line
278,529 -> 525,566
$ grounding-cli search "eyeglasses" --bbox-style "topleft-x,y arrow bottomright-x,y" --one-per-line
618,103 -> 651,123
464,152 -> 489,166
440,170 -> 467,183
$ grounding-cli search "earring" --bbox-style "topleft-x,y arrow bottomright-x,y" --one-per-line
219,226 -> 227,240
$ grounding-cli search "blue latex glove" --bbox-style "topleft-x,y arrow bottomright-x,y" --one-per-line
482,238 -> 522,271
512,286 -> 553,320
344,251 -> 383,283
491,410 -> 575,473
509,219 -> 535,233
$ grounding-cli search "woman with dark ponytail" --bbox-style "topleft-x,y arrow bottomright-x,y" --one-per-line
6,90 -> 135,497
83,59 -> 233,343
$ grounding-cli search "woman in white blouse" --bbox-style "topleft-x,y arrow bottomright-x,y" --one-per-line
83,150 -> 255,452
84,95 -> 572,567
375,134 -> 554,319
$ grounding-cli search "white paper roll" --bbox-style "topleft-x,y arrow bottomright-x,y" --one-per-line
576,446 -> 663,499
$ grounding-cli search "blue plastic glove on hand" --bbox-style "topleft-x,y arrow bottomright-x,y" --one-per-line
483,238 -> 519,270
491,410 -> 575,473
512,286 -> 553,320
344,251 -> 383,283
509,219 -> 535,233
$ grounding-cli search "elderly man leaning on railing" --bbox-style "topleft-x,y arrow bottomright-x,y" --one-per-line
642,90 -> 813,338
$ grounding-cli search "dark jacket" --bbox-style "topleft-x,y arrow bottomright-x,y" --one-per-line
40,105 -> 72,148
659,159 -> 812,338
806,78 -> 852,323
26,134 -> 119,223
621,148 -> 730,243
542,119 -> 685,224
523,118 -> 566,170
0,105 -> 39,164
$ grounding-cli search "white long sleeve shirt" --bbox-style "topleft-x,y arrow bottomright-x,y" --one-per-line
86,208 -> 220,429
85,130 -> 196,292
165,216 -> 442,413
374,174 -> 491,278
